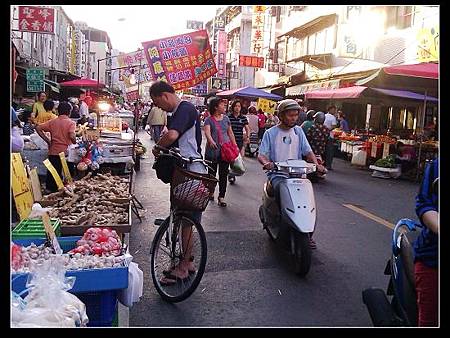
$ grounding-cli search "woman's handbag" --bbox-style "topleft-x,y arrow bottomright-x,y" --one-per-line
211,117 -> 239,163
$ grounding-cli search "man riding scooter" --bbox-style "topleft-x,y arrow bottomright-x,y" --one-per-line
258,99 -> 326,249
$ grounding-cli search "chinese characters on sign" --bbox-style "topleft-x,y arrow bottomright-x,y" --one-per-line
117,50 -> 153,89
18,6 -> 55,34
257,98 -> 276,114
216,30 -> 227,78
239,55 -> 264,68
26,68 -> 45,92
267,63 -> 284,73
187,20 -> 204,30
142,30 -> 217,91
251,6 -> 266,55
211,77 -> 226,90
191,81 -> 207,95
126,90 -> 140,102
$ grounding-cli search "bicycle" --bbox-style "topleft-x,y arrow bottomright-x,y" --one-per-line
150,146 -> 218,302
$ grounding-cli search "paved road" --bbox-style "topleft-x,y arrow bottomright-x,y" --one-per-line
129,132 -> 419,327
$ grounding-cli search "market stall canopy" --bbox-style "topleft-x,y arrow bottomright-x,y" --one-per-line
383,62 -> 438,79
305,85 -> 438,102
356,62 -> 438,94
216,86 -> 283,101
60,78 -> 106,88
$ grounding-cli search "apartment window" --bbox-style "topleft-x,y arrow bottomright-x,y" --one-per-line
275,40 -> 284,63
308,34 -> 316,55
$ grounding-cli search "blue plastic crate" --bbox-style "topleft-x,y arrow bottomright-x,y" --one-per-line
12,237 -> 128,294
76,290 -> 118,327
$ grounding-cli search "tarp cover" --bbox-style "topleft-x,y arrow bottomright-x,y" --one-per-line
217,86 -> 283,101
383,62 -> 438,79
60,78 -> 106,88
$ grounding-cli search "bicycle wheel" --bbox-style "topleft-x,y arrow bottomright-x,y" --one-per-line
150,215 -> 207,303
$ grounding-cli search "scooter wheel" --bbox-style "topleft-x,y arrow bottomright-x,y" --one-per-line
293,232 -> 312,277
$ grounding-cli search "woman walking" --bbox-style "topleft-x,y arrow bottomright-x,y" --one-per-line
204,97 -> 238,207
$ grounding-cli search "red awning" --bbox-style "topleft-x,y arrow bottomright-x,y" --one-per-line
383,62 -> 438,79
60,78 -> 105,88
305,86 -> 367,99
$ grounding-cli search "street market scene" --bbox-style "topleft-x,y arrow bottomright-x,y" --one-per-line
10,5 -> 439,327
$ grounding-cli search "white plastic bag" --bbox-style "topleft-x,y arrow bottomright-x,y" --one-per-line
351,149 -> 367,166
11,256 -> 89,327
230,154 -> 246,176
30,133 -> 48,150
118,262 -> 144,308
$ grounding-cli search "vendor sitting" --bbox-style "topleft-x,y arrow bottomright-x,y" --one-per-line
395,141 -> 416,173
21,110 -> 35,136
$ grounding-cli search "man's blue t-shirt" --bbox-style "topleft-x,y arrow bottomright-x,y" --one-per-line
168,101 -> 202,155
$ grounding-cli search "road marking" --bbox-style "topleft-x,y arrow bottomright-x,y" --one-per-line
342,204 -> 395,230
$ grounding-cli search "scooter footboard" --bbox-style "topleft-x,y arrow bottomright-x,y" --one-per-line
279,179 -> 316,233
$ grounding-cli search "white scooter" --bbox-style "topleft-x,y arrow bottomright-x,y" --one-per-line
259,159 -> 317,276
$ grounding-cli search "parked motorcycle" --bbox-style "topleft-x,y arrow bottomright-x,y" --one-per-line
362,218 -> 422,326
258,159 -> 317,276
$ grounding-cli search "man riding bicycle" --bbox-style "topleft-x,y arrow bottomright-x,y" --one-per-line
257,99 -> 326,248
150,81 -> 206,284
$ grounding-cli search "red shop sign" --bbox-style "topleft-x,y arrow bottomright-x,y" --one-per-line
18,6 -> 55,34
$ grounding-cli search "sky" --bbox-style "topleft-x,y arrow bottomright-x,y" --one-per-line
63,5 -> 223,53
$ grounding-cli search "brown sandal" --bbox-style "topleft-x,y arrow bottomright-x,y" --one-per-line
218,198 -> 227,207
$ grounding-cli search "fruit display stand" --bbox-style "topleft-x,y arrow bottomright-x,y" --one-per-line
11,236 -> 129,327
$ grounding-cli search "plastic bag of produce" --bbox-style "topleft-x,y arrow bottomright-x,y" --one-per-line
11,256 -> 89,327
351,149 -> 367,166
230,154 -> 246,176
118,261 -> 144,308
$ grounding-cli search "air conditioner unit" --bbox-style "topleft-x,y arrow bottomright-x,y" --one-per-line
373,35 -> 408,64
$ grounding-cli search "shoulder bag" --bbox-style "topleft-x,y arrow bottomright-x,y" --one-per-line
211,116 -> 239,163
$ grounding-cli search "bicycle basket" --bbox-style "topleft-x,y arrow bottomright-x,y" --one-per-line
170,166 -> 218,211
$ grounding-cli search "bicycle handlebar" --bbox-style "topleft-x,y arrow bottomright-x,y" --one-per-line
154,145 -> 213,167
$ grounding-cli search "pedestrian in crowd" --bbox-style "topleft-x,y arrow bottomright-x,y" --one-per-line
204,97 -> 238,207
296,98 -> 307,125
257,99 -> 325,249
146,104 -> 168,143
141,102 -> 152,128
413,158 -> 438,326
36,101 -> 76,193
306,112 -> 330,162
301,110 -> 316,135
394,141 -> 417,174
11,107 -> 24,153
32,91 -> 47,120
246,105 -> 259,136
21,110 -> 35,136
256,107 -> 266,141
69,98 -> 81,120
150,81 -> 205,283
265,111 -> 279,129
337,110 -> 350,133
228,99 -> 250,157
79,95 -> 91,118
34,99 -> 58,125
324,105 -> 338,170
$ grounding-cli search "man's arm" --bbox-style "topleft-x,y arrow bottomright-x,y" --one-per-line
257,130 -> 274,170
36,122 -> 51,145
152,129 -> 180,157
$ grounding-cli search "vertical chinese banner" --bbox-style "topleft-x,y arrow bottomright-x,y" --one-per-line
216,30 -> 227,79
142,30 -> 217,92
251,6 -> 266,56
18,6 -> 55,34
